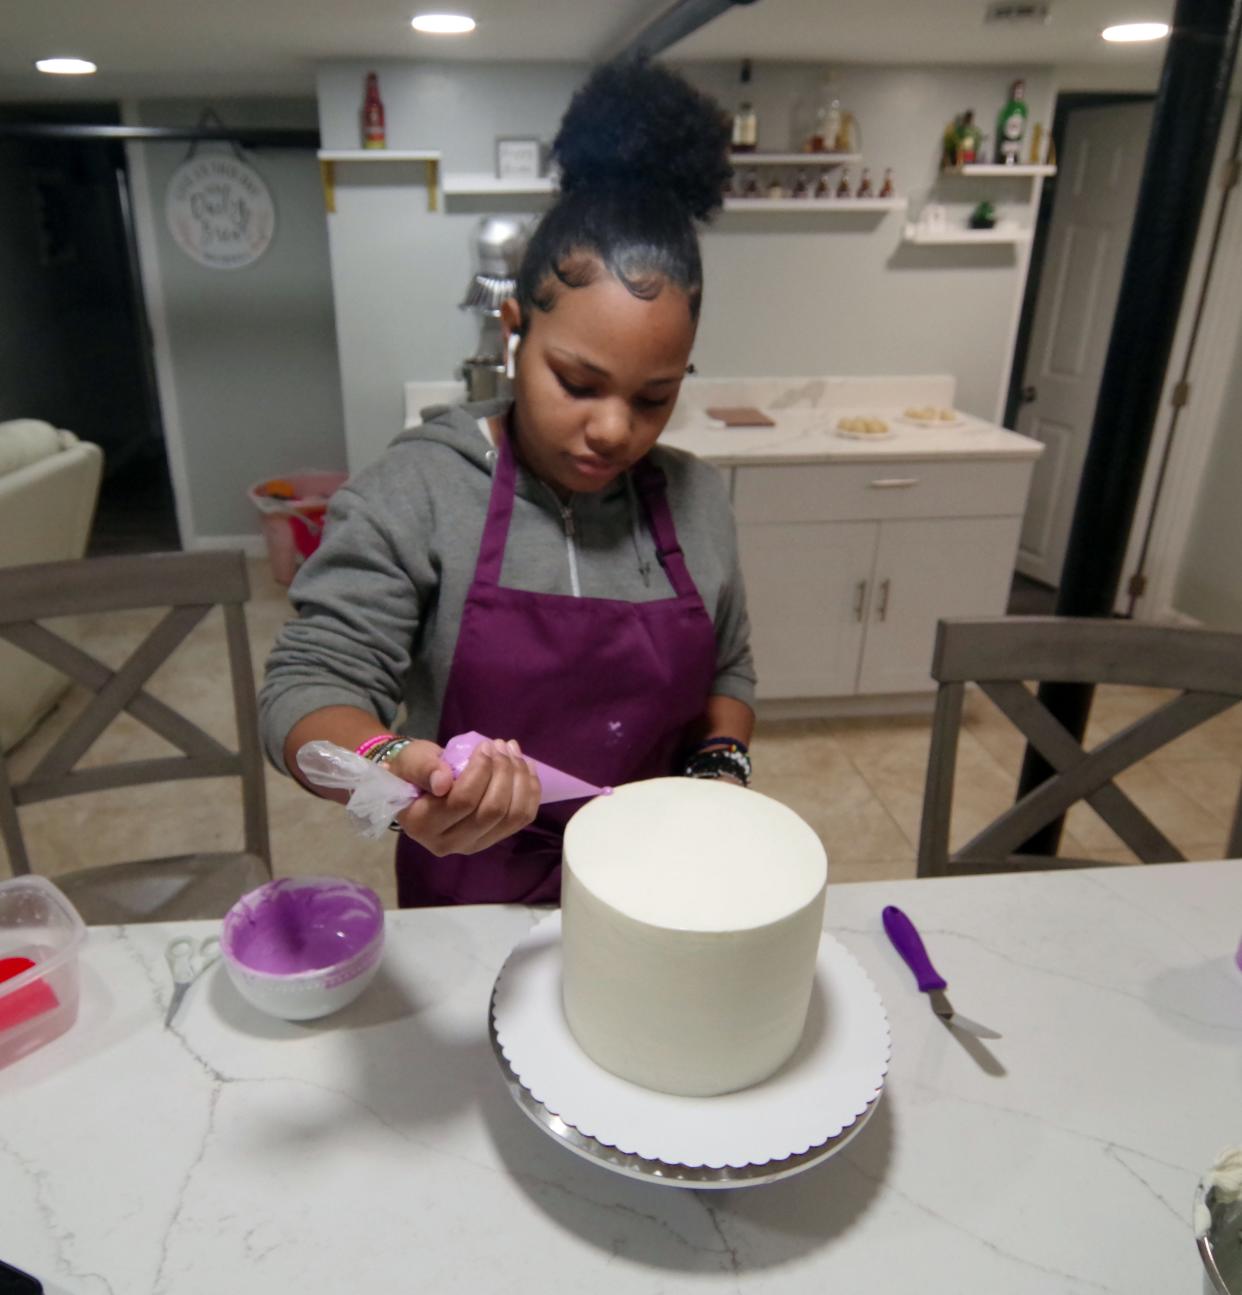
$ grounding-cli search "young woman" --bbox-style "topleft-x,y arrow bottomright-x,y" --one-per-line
260,60 -> 756,906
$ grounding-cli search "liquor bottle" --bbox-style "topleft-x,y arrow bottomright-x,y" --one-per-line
835,167 -> 852,199
856,167 -> 873,198
362,71 -> 386,150
741,169 -> 761,198
878,167 -> 895,198
956,110 -> 981,165
792,169 -> 810,198
813,169 -> 831,198
809,95 -> 842,154
997,79 -> 1027,165
731,60 -> 758,153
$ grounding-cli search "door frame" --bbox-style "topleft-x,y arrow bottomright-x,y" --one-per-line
1117,96 -> 1242,622
1002,90 -> 1242,618
1002,92 -> 1155,438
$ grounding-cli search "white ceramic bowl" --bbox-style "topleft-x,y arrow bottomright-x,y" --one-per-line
220,877 -> 385,1022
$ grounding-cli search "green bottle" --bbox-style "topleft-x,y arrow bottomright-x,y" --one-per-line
997,79 -> 1027,165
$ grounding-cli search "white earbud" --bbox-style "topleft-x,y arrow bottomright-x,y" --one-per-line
505,332 -> 520,380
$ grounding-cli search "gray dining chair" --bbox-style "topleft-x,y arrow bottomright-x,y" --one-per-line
0,550 -> 272,921
918,616 -> 1242,878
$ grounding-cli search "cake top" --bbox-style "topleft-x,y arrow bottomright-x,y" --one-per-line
563,777 -> 827,931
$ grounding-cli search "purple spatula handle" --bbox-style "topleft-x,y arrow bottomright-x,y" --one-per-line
882,905 -> 947,992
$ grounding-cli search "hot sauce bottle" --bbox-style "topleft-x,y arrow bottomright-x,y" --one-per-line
362,71 -> 386,149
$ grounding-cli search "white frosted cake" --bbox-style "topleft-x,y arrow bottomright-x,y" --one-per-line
561,777 -> 828,1097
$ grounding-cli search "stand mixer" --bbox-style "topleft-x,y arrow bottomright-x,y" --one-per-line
458,216 -> 530,402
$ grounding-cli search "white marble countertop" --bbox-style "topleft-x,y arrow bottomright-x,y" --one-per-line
4,861 -> 1238,1294
400,374 -> 1043,471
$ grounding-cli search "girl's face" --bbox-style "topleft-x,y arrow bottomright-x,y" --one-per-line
501,270 -> 695,497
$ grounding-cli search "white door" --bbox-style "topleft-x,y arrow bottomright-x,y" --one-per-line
1016,102 -> 1153,587
858,516 -> 1023,695
737,521 -> 877,699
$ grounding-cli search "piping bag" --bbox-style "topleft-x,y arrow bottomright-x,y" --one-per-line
296,730 -> 611,839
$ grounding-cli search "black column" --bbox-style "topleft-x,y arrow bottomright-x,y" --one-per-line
1017,0 -> 1242,854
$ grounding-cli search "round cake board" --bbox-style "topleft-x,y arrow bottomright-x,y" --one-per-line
490,914 -> 891,1188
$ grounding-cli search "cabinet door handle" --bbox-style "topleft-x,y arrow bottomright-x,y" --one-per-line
877,578 -> 891,621
868,477 -> 920,489
853,580 -> 867,622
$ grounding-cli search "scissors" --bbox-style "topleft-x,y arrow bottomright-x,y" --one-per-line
164,935 -> 220,1028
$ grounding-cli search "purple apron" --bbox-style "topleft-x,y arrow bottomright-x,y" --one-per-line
396,428 -> 717,907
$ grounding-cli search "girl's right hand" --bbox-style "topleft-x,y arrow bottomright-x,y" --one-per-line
387,738 -> 541,856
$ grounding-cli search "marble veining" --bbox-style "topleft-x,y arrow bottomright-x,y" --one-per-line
1,865 -> 1238,1293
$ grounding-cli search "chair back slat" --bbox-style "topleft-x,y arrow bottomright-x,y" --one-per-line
919,617 -> 1242,878
6,605 -> 225,786
0,551 -> 271,904
934,616 -> 1242,695
224,603 -> 270,866
0,551 -> 249,624
15,755 -> 242,806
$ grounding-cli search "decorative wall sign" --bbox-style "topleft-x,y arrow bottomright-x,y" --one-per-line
495,137 -> 542,181
165,153 -> 275,270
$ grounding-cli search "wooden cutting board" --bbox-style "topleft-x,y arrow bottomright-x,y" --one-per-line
705,406 -> 776,427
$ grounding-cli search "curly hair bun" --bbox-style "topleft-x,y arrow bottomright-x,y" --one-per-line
552,60 -> 732,223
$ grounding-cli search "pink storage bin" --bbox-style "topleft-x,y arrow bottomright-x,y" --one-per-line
0,876 -> 85,1068
249,470 -> 348,586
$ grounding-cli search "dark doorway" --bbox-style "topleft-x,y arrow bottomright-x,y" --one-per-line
0,101 -> 180,555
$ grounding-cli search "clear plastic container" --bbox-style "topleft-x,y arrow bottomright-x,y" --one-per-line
0,876 -> 86,1068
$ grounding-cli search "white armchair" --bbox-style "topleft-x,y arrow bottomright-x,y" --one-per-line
0,420 -> 104,751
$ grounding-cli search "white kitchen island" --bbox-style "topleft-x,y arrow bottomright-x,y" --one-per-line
402,374 -> 1043,714
2,860 -> 1237,1294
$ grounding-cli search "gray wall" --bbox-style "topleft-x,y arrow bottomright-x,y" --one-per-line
1174,324 -> 1242,629
317,60 -> 1053,469
130,98 -> 345,541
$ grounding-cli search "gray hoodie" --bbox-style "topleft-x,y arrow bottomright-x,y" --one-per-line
259,400 -> 755,774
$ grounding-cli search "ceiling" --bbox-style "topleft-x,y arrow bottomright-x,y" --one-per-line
0,0 -> 1176,103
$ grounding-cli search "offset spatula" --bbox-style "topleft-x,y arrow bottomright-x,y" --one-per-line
882,905 -> 1001,1039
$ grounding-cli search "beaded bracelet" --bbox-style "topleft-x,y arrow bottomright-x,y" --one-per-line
683,743 -> 752,787
366,737 -> 412,767
355,733 -> 398,760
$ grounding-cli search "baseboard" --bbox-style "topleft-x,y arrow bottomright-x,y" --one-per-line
755,693 -> 937,722
189,534 -> 267,559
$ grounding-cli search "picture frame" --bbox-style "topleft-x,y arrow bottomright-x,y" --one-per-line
495,136 -> 542,181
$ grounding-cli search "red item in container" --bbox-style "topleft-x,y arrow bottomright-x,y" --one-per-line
0,956 -> 59,1031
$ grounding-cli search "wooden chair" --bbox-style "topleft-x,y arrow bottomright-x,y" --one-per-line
918,616 -> 1242,878
0,551 -> 272,921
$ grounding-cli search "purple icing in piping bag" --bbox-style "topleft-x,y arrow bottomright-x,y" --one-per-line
441,731 -> 611,803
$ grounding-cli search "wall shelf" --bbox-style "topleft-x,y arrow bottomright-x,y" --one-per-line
730,152 -> 860,166
726,197 -> 906,213
944,163 -> 1057,178
441,173 -> 556,196
316,150 -> 442,212
902,222 -> 1031,245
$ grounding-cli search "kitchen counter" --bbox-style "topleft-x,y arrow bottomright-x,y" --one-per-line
398,373 -> 1042,471
3,860 -> 1238,1294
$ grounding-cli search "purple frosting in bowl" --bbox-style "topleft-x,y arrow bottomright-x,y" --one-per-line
222,878 -> 383,978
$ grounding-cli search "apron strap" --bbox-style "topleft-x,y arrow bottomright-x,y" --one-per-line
473,423 -> 518,586
632,458 -> 698,599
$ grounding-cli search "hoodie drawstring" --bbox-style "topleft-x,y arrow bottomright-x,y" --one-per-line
625,472 -> 653,587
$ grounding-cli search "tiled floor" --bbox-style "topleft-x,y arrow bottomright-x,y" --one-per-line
6,559 -> 1240,909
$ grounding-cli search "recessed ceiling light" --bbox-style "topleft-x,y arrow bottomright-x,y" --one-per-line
411,13 -> 476,34
1101,21 -> 1170,42
36,57 -> 98,75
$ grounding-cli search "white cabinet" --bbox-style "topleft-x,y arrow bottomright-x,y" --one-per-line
733,458 -> 1032,703
739,522 -> 876,698
856,516 -> 1022,695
